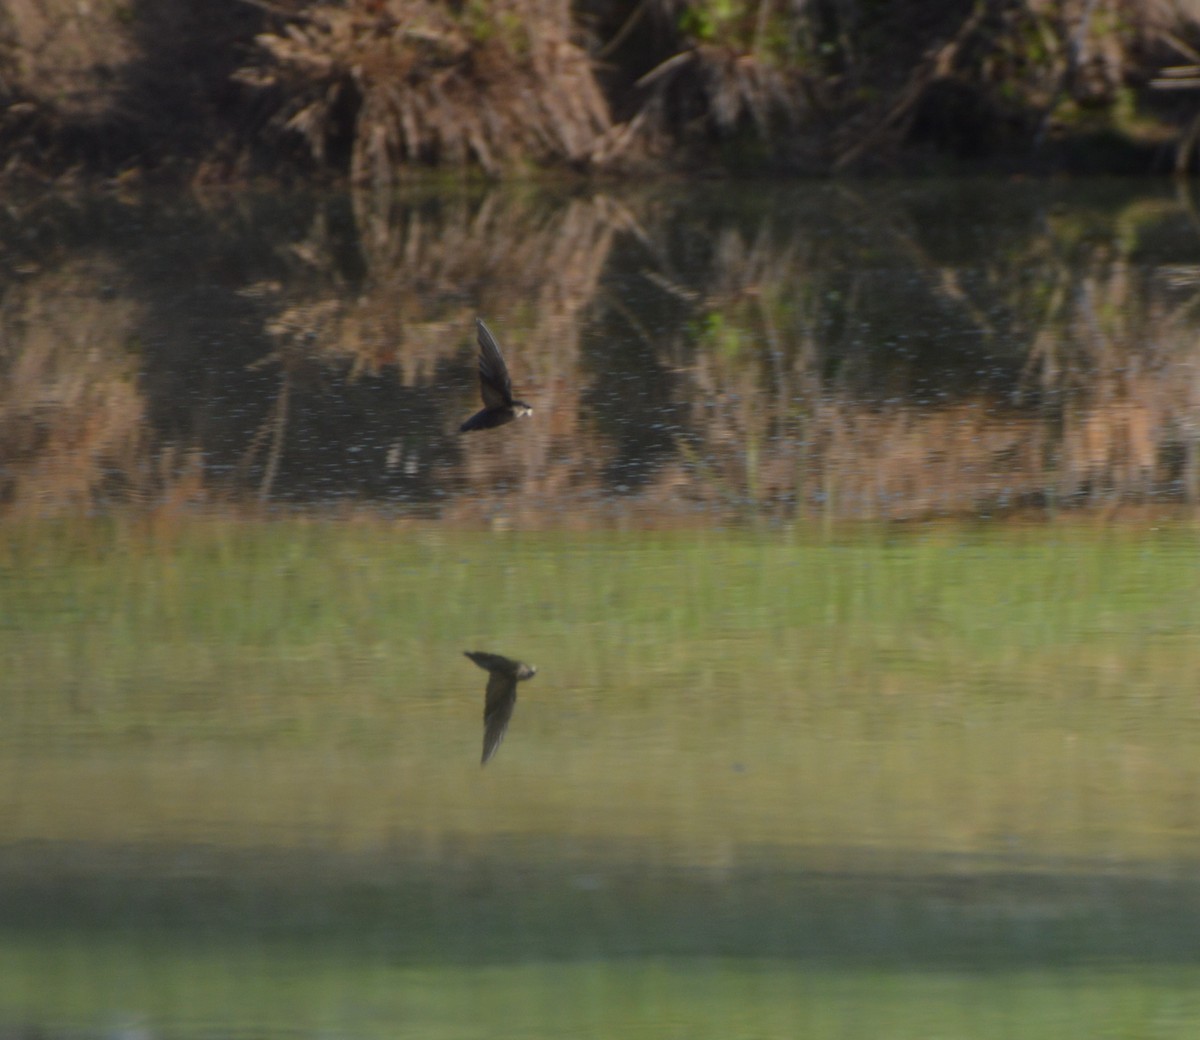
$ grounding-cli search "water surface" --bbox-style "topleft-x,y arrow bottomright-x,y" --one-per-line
2,180 -> 1200,1037
3,178 -> 1200,522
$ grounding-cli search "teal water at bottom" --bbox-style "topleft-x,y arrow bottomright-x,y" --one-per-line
4,942 -> 1200,1039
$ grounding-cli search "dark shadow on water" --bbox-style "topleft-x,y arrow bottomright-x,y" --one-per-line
3,839 -> 1197,969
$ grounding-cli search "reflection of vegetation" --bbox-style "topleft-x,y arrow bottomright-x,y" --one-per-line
3,183 -> 1200,522
620,182 -> 1200,519
0,259 -> 148,514
244,188 -> 623,518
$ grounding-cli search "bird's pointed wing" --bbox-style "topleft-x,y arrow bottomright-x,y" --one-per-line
482,671 -> 518,765
466,650 -> 516,672
476,318 -> 514,409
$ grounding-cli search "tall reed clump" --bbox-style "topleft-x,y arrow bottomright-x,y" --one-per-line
235,0 -> 613,184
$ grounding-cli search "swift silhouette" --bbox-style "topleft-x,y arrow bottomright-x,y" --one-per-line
464,650 -> 537,765
459,318 -> 534,433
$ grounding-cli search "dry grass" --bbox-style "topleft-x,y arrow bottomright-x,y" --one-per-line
626,39 -> 807,166
236,0 -> 614,183
234,0 -> 1200,178
0,0 -> 134,119
0,0 -> 134,179
4,0 -> 1200,179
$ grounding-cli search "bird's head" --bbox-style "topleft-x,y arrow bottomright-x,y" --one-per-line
513,401 -> 534,420
517,663 -> 537,680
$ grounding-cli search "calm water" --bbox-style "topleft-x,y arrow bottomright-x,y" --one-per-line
2,181 -> 1200,1037
3,178 -> 1200,521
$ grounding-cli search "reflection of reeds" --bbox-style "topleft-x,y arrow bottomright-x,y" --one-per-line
669,372 -> 1196,522
262,190 -> 620,374
245,189 -> 624,518
1021,250 -> 1200,508
6,186 -> 1200,524
647,191 -> 1200,521
0,260 -> 147,515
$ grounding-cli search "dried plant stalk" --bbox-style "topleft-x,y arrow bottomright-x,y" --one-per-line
235,0 -> 614,182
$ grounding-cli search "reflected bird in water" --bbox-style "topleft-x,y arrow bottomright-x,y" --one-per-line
464,650 -> 537,765
459,318 -> 534,432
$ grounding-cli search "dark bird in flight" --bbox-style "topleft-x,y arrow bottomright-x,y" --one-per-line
464,650 -> 537,765
459,318 -> 534,433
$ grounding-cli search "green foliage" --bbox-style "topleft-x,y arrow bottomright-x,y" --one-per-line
678,1 -> 741,44
463,0 -> 496,43
3,946 -> 1199,1039
694,310 -> 747,357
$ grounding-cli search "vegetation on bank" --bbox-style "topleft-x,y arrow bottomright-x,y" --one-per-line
3,0 -> 1200,183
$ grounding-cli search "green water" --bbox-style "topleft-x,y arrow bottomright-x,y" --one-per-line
1,519 -> 1199,1037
